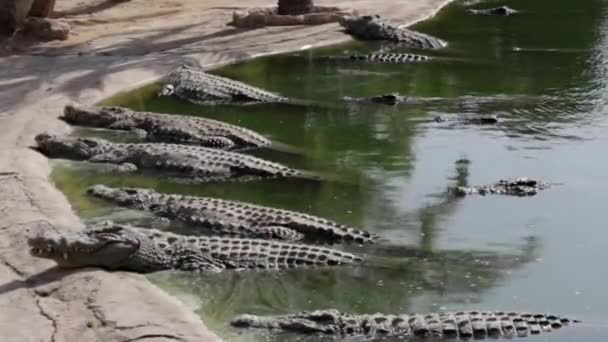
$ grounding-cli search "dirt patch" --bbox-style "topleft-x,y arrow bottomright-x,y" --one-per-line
0,0 -> 453,341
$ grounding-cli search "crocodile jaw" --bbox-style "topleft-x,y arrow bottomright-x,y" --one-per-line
34,133 -> 95,160
63,103 -> 118,126
28,229 -> 138,268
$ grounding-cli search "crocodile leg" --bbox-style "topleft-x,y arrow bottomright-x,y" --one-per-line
254,226 -> 304,241
174,209 -> 305,240
88,153 -> 139,172
108,119 -> 138,130
173,246 -> 227,272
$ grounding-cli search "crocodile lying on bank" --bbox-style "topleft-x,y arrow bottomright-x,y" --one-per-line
87,184 -> 378,243
62,103 -> 271,150
339,15 -> 447,49
28,224 -> 362,273
35,134 -> 308,182
454,178 -> 551,197
325,53 -> 431,64
231,309 -> 578,339
159,64 -> 295,105
468,6 -> 518,16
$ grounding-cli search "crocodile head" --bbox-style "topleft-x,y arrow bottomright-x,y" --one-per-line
231,310 -> 342,333
28,225 -> 141,269
87,184 -> 159,210
35,133 -> 102,160
62,103 -> 124,126
339,14 -> 383,35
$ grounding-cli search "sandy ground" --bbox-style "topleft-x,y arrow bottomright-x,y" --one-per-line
0,0 -> 451,341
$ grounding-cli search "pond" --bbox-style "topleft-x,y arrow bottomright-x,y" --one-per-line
52,0 -> 608,340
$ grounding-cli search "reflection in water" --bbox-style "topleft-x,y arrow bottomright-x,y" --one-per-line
151,235 -> 537,340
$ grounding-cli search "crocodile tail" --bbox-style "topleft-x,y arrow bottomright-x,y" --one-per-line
230,310 -> 579,337
201,237 -> 362,270
290,215 -> 380,244
326,225 -> 380,244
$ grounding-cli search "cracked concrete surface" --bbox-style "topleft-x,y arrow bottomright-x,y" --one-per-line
0,0 -> 451,341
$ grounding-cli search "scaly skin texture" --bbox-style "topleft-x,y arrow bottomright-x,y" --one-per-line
28,224 -> 362,273
159,64 -> 292,105
87,185 -> 379,243
328,53 -> 431,64
468,6 -> 518,16
35,134 -> 306,182
455,178 -> 550,197
231,309 -> 579,338
339,15 -> 447,49
62,103 -> 271,150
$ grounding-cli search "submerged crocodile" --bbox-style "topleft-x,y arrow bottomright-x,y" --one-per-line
339,15 -> 447,49
342,93 -> 410,106
87,184 -> 378,243
28,224 -> 361,273
454,178 -> 551,197
433,114 -> 500,125
468,6 -> 518,16
159,64 -> 295,105
62,103 -> 270,150
231,309 -> 578,339
342,95 -> 502,125
35,134 -> 307,182
326,53 -> 431,64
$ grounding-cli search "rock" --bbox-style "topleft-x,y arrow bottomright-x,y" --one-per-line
23,17 -> 69,40
277,0 -> 313,15
0,0 -> 36,34
28,0 -> 56,17
231,6 -> 358,28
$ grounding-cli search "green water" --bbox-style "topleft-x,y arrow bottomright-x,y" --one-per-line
53,0 -> 608,340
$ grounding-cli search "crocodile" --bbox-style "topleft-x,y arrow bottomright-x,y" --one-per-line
454,178 -> 551,197
28,223 -> 362,273
468,6 -> 518,16
338,15 -> 447,49
61,103 -> 271,150
35,134 -> 308,182
326,53 -> 431,64
159,64 -> 295,105
87,184 -> 378,243
341,93 -> 410,106
432,114 -> 500,125
231,309 -> 579,338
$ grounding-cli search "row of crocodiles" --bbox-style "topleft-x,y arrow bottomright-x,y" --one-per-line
28,12 -> 576,340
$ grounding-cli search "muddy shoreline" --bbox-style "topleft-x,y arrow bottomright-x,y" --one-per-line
0,1 -> 452,340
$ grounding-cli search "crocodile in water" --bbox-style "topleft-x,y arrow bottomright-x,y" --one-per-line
87,184 -> 378,243
468,6 -> 518,16
231,309 -> 579,339
339,15 -> 447,49
432,114 -> 500,125
62,103 -> 271,150
341,92 -> 411,106
35,133 -> 308,182
326,52 -> 431,64
454,178 -> 551,197
28,224 -> 362,273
